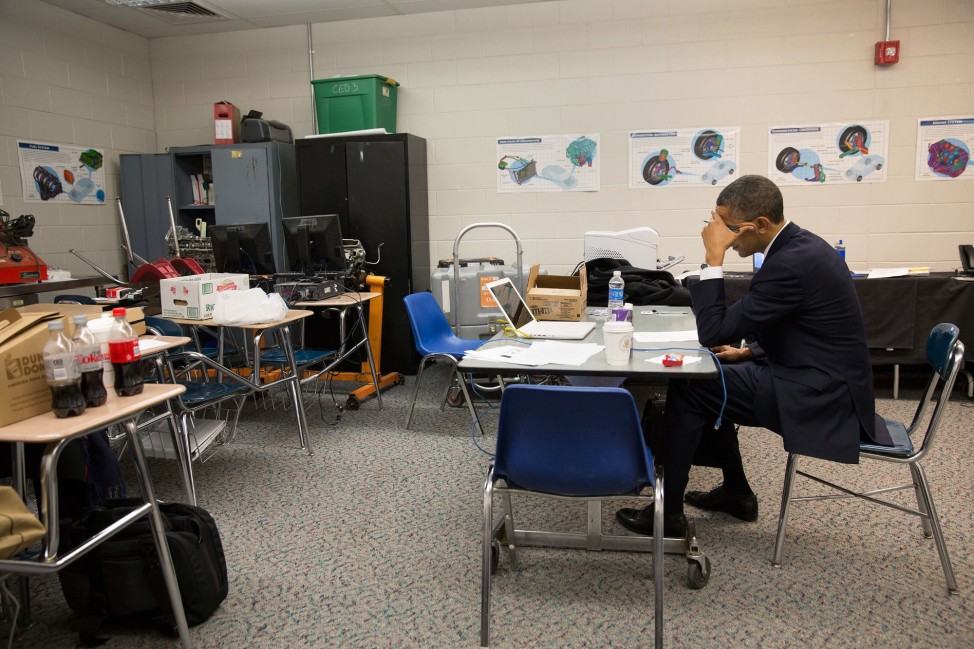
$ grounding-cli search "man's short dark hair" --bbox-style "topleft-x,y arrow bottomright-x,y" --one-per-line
716,175 -> 784,224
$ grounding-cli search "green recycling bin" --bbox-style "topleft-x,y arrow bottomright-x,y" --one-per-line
312,74 -> 399,134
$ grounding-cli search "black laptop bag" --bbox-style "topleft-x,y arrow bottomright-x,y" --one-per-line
59,500 -> 228,633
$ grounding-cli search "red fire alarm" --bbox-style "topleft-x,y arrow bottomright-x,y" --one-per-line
875,40 -> 900,65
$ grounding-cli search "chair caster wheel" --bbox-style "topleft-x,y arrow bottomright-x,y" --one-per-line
446,385 -> 466,407
687,555 -> 711,589
346,396 -> 360,411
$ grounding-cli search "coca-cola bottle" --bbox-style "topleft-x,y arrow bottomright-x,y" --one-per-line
108,307 -> 143,396
70,314 -> 108,407
43,320 -> 86,418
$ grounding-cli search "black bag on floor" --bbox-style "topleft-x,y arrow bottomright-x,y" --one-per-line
58,499 -> 228,635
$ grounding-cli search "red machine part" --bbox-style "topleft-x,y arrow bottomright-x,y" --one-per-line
0,246 -> 47,284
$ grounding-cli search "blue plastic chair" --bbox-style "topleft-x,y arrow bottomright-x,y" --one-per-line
481,385 -> 663,648
772,323 -> 965,591
403,292 -> 483,429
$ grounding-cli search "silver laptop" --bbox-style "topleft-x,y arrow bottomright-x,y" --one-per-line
485,277 -> 596,340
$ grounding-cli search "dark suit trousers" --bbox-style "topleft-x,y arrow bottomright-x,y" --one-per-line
662,360 -> 782,513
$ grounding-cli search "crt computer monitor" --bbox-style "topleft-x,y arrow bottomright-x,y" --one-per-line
282,214 -> 345,274
210,222 -> 276,275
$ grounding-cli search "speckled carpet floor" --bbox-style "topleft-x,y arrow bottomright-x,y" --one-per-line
8,364 -> 974,648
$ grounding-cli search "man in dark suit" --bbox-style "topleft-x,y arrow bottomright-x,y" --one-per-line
617,174 -> 891,537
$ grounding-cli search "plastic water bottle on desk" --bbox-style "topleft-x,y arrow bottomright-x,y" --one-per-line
108,308 -> 144,397
43,320 -> 86,418
71,314 -> 107,407
608,270 -> 625,319
834,240 -> 846,261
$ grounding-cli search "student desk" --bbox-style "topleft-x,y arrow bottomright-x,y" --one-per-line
294,291 -> 385,410
0,384 -> 193,648
168,310 -> 316,454
457,306 -> 717,587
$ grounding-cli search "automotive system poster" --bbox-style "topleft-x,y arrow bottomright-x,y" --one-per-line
496,134 -> 600,192
628,127 -> 740,189
17,140 -> 107,204
768,121 -> 889,186
915,116 -> 973,181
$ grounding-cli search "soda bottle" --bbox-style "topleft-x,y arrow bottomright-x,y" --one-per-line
834,240 -> 846,261
108,307 -> 143,397
70,314 -> 108,407
43,320 -> 86,418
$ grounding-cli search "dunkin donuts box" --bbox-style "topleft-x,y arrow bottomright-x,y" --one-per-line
160,273 -> 249,320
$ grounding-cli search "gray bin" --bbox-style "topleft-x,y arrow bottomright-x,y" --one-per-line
431,261 -> 544,339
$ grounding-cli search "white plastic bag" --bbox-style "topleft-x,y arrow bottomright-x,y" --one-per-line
212,288 -> 288,326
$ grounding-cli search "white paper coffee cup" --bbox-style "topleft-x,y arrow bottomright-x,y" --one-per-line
603,321 -> 634,366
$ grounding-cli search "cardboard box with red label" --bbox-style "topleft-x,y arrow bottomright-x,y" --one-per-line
160,273 -> 249,320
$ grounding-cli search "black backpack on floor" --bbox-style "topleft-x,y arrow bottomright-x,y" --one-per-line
58,499 -> 228,637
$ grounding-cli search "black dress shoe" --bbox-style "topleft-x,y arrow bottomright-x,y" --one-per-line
684,484 -> 758,522
615,507 -> 687,537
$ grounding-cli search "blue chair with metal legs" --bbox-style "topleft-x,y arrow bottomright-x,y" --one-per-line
772,323 -> 965,591
403,292 -> 484,429
481,385 -> 664,648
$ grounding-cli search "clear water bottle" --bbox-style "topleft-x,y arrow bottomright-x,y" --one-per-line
607,270 -> 625,314
43,320 -> 86,418
71,314 -> 107,408
834,240 -> 846,261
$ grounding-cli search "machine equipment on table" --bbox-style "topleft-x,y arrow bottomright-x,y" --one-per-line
584,227 -> 684,271
0,209 -> 47,285
277,216 -> 400,410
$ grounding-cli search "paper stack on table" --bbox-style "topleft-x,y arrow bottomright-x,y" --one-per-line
633,330 -> 699,343
464,342 -> 604,367
866,267 -> 930,279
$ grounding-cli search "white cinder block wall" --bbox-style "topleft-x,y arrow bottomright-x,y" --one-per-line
5,0 -> 974,283
148,0 -> 974,281
0,0 -> 155,278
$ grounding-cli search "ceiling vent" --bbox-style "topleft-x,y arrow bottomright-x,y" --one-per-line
104,1 -> 229,24
138,2 -> 228,24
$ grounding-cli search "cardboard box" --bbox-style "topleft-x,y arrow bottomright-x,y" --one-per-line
160,273 -> 249,320
526,264 -> 588,322
214,101 -> 241,144
19,304 -> 146,336
0,308 -> 64,427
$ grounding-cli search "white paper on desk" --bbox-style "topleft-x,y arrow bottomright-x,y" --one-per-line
465,342 -> 604,367
633,330 -> 699,343
515,341 -> 603,366
139,339 -> 168,353
646,354 -> 702,366
867,267 -> 910,279
464,345 -> 544,366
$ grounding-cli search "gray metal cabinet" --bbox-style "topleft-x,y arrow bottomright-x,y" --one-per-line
120,142 -> 298,273
118,153 -> 175,263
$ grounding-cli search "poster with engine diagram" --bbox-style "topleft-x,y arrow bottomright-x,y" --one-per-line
17,140 -> 107,204
915,116 -> 973,181
496,134 -> 600,192
628,127 -> 740,188
768,121 -> 889,186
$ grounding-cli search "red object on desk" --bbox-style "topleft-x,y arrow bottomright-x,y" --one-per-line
662,354 -> 684,367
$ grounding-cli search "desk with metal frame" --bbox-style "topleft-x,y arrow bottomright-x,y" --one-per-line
294,291 -> 386,411
136,334 -> 244,507
458,306 -> 717,587
167,310 -> 316,455
0,383 -> 193,648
